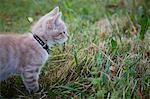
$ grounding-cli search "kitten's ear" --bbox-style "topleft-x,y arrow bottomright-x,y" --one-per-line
58,12 -> 62,18
49,6 -> 59,16
46,13 -> 60,29
55,12 -> 62,25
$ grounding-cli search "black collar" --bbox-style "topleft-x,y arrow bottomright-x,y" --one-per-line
33,34 -> 49,54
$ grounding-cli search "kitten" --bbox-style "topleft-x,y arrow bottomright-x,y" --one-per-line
0,7 -> 69,93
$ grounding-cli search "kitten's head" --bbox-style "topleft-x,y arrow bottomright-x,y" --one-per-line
31,7 -> 69,46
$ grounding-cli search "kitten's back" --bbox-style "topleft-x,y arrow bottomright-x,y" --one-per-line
0,33 -> 30,80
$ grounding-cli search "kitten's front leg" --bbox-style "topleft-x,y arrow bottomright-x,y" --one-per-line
21,66 -> 40,93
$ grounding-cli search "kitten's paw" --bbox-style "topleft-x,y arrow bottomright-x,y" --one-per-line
32,85 -> 39,93
27,85 -> 39,94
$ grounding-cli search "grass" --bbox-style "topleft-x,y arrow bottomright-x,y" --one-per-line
0,0 -> 150,98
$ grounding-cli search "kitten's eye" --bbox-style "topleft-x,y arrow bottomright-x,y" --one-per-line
63,31 -> 65,34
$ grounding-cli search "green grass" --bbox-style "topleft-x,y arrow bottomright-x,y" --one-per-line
0,0 -> 150,98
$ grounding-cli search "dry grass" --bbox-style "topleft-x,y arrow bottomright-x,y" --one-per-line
0,0 -> 150,98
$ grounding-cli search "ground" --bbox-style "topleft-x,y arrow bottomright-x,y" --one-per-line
0,0 -> 150,98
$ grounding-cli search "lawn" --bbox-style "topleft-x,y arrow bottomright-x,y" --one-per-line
0,0 -> 150,98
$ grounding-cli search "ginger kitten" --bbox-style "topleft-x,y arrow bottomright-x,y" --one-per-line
0,7 -> 69,93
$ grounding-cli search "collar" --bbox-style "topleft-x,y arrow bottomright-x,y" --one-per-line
33,34 -> 49,54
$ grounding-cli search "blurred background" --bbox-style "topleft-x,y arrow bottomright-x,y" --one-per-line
0,0 -> 150,98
